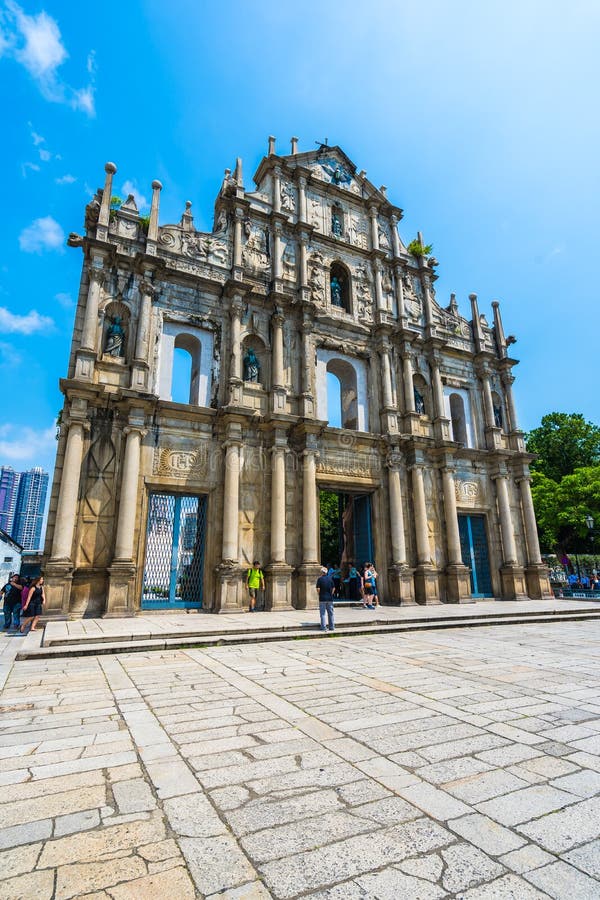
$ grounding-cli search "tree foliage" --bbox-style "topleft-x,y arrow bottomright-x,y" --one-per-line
531,466 -> 600,553
526,413 -> 600,481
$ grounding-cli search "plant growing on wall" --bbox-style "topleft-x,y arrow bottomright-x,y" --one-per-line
407,238 -> 433,258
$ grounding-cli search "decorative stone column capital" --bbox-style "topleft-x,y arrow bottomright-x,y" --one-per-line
87,265 -> 106,286
138,279 -> 156,299
385,451 -> 403,471
271,309 -> 285,327
122,425 -> 147,439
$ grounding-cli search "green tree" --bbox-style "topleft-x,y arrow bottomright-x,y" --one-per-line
530,471 -> 561,551
526,413 -> 600,481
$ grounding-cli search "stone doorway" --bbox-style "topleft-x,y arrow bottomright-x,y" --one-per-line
458,513 -> 493,598
319,489 -> 374,590
141,492 -> 207,609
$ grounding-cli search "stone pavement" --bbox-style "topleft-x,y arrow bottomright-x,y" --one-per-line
2,620 -> 600,898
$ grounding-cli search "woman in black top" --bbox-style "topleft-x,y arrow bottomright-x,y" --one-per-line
20,575 -> 45,633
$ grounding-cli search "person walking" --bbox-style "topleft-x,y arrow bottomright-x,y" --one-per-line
246,561 -> 265,612
20,575 -> 45,633
1,574 -> 23,631
316,566 -> 335,632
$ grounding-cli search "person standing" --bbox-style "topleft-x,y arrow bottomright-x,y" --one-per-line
1,574 -> 23,630
246,560 -> 265,612
20,575 -> 45,633
316,566 -> 335,632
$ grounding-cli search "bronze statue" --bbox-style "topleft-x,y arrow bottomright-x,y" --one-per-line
105,316 -> 125,358
243,348 -> 260,382
331,275 -> 343,307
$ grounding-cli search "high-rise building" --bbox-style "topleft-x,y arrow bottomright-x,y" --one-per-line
0,466 -> 20,536
12,467 -> 49,551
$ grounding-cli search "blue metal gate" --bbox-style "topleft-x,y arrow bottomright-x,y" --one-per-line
458,513 -> 493,598
142,493 -> 207,609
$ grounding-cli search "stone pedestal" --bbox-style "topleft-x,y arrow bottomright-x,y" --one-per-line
43,561 -> 73,618
265,563 -> 294,610
444,564 -> 474,603
295,563 -> 321,609
414,566 -> 441,605
499,565 -> 528,600
525,564 -> 552,600
105,562 -> 137,617
214,564 -> 245,612
387,564 -> 416,605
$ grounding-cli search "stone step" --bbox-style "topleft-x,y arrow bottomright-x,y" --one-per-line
16,609 -> 600,660
42,602 -> 600,648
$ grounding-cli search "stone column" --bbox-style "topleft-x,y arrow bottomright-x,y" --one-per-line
272,165 -> 282,214
271,309 -> 286,412
297,175 -> 308,224
368,206 -> 380,251
394,264 -> 406,321
379,343 -> 398,434
429,355 -> 451,442
479,366 -> 502,450
386,454 -> 415,604
106,421 -> 146,616
80,267 -> 105,353
266,444 -> 293,609
233,209 -> 244,270
50,421 -> 86,562
296,446 -> 321,609
494,472 -> 527,600
96,162 -> 117,241
373,263 -> 384,311
131,278 -> 154,390
145,180 -> 162,256
228,296 -> 243,404
442,467 -> 472,602
222,441 -> 241,563
272,221 -> 282,281
410,462 -> 440,604
300,322 -> 315,417
390,214 -> 401,258
298,235 -> 308,287
502,372 -> 518,432
518,475 -> 552,599
402,353 -> 415,413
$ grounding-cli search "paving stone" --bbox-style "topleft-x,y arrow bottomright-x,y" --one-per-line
419,734 -> 509,763
107,865 -> 196,899
38,812 -> 166,866
449,813 -> 526,856
0,842 -> 42,879
0,868 -> 55,899
417,756 -> 494,785
144,759 -> 199,798
0,818 -> 52,851
352,796 -> 421,825
137,839 -> 181,862
179,835 -> 258,896
395,780 -> 473,821
241,810 -> 377,863
525,860 -> 600,899
107,764 -> 144,782
400,853 -> 444,882
459,872 -> 552,898
323,737 -> 376,762
225,789 -> 343,836
2,785 -> 106,829
517,797 -> 600,852
500,845 -> 555,875
336,779 -> 391,805
54,808 -> 101,837
564,839 -> 600,879
516,757 -> 579,779
55,857 -> 147,899
475,744 -> 541,766
0,770 -> 105,804
441,842 -> 505,893
535,741 -> 573,757
476,785 -> 577,826
549,769 -> 600,797
304,881 -> 375,899
445,769 -> 531,804
163,792 -> 227,837
247,762 -> 362,796
111,778 -> 156,814
205,882 -> 280,899
209,785 -> 251,810
196,755 -> 298,789
355,867 -> 446,899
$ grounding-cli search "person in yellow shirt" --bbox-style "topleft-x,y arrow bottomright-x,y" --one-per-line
246,560 -> 265,612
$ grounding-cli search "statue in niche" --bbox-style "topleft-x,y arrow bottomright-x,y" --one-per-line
493,404 -> 503,428
105,316 -> 125,358
243,348 -> 260,383
330,275 -> 343,307
414,387 -> 426,415
331,210 -> 343,238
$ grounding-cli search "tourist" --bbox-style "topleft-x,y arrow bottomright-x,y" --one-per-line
346,563 -> 363,604
329,564 -> 342,598
246,560 -> 265,612
20,575 -> 45,633
316,566 -> 335,632
1,574 -> 23,630
363,562 -> 379,608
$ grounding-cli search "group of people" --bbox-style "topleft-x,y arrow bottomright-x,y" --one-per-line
1,573 -> 45,634
566,573 -> 600,591
316,561 -> 380,633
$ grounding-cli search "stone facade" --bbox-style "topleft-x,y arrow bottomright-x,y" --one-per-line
43,138 -> 551,617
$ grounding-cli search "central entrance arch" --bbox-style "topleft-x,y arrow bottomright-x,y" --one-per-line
319,489 -> 374,599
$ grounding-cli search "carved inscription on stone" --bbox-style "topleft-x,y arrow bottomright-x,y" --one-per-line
154,446 -> 209,477
454,478 -> 482,505
317,451 -> 379,479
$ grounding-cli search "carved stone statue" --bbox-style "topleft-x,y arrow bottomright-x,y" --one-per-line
330,275 -> 343,307
493,404 -> 503,428
280,183 -> 295,212
105,316 -> 125,358
414,387 -> 426,415
243,348 -> 260,383
331,211 -> 343,238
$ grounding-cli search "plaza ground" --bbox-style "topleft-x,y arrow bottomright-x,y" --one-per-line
2,614 -> 600,898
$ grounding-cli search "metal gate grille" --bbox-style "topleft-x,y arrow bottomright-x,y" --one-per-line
458,513 -> 493,598
142,493 -> 207,609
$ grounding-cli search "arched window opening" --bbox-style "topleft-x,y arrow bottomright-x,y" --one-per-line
450,393 -> 468,445
327,371 -> 342,428
330,262 -> 350,312
491,391 -> 504,430
326,359 -> 358,429
172,333 -> 202,405
413,374 -> 429,417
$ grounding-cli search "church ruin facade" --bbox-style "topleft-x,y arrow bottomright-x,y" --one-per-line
43,138 -> 551,617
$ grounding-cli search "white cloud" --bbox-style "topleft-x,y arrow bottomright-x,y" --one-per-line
122,179 -> 148,210
55,173 -> 76,185
38,147 -> 51,161
21,161 -> 40,177
0,341 -> 22,366
0,306 -> 55,334
0,424 -> 56,463
55,291 -> 74,308
2,3 -> 96,116
19,216 -> 64,253
30,128 -> 45,146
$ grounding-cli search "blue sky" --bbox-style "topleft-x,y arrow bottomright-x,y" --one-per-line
0,0 -> 598,480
